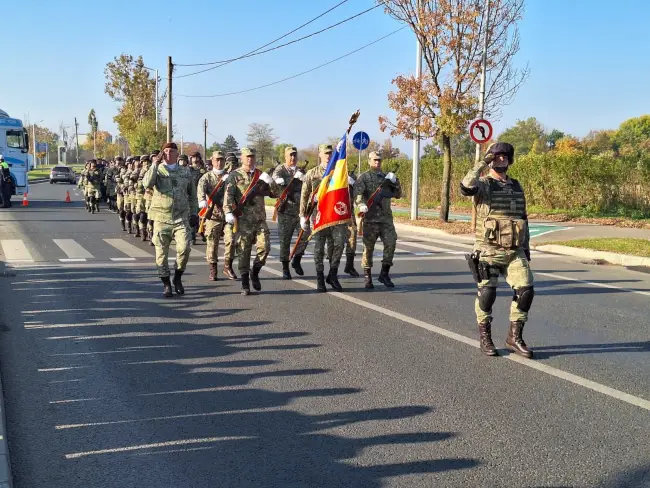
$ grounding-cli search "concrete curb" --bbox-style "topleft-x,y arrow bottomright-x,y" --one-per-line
531,244 -> 650,268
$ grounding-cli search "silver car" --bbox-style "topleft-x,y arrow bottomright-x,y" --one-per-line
49,165 -> 76,184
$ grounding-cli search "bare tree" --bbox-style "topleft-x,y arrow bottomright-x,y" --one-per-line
247,123 -> 277,165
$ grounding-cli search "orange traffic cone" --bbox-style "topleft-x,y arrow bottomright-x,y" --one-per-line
22,193 -> 29,207
65,191 -> 71,203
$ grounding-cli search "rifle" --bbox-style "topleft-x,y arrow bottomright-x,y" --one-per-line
198,175 -> 228,235
357,163 -> 401,235
231,167 -> 274,233
289,185 -> 319,260
273,160 -> 309,222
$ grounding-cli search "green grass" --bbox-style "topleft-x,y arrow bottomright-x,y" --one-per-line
545,238 -> 650,257
28,164 -> 84,181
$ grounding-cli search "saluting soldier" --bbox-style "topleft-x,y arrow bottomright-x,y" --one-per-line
143,143 -> 199,297
197,151 -> 228,281
460,142 -> 535,358
272,146 -> 307,279
222,152 -> 240,279
223,147 -> 277,295
354,151 -> 401,289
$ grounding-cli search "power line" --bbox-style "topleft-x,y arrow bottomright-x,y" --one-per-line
176,0 -> 349,67
177,27 -> 406,98
174,3 -> 383,80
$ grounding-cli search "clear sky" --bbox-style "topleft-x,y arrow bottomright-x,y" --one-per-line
2,0 -> 649,156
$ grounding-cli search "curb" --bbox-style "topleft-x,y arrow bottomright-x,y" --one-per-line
531,244 -> 650,268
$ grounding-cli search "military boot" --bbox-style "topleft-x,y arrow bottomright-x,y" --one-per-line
364,269 -> 374,289
478,320 -> 498,356
378,264 -> 395,288
142,228 -> 148,242
506,321 -> 533,358
209,263 -> 218,281
241,272 -> 251,296
94,201 -> 100,213
161,277 -> 173,298
134,225 -> 141,238
325,267 -> 343,292
251,264 -> 262,291
173,269 -> 185,295
282,261 -> 291,280
344,254 -> 359,277
223,259 -> 237,280
90,199 -> 96,214
291,254 -> 304,276
120,219 -> 126,232
316,271 -> 327,293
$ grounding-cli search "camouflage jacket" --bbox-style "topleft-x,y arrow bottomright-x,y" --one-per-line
190,167 -> 207,188
299,164 -> 327,217
197,170 -> 228,222
85,169 -> 101,190
79,169 -> 88,186
272,164 -> 303,216
115,168 -> 127,194
143,163 -> 198,224
104,167 -> 116,189
136,165 -> 149,196
354,169 -> 402,223
224,168 -> 277,226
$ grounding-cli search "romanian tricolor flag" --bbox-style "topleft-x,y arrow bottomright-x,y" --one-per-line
312,132 -> 353,235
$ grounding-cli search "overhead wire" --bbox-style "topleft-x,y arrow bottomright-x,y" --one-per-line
176,27 -> 406,98
173,3 -> 384,79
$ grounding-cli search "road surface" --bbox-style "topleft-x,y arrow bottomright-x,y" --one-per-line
0,182 -> 648,487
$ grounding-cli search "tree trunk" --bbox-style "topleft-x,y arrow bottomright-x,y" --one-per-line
439,133 -> 452,222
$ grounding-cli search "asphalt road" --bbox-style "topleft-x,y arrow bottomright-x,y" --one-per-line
0,182 -> 648,488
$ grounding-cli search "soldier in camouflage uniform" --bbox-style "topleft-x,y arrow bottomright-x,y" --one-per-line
124,158 -> 139,234
145,151 -> 158,246
115,158 -> 128,231
272,146 -> 307,279
354,151 -> 401,289
134,156 -> 150,240
460,142 -> 534,358
144,143 -> 199,297
104,160 -> 117,212
224,147 -> 277,295
189,152 -> 207,245
299,144 -> 347,293
222,152 -> 240,279
85,160 -> 102,214
79,162 -> 90,210
197,151 -> 228,281
326,171 -> 360,277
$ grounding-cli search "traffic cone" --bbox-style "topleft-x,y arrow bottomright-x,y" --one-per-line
22,193 -> 29,207
65,191 -> 71,203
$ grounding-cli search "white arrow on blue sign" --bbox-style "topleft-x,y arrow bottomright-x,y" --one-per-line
352,131 -> 370,151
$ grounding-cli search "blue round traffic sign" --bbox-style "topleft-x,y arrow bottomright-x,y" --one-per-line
352,131 -> 370,151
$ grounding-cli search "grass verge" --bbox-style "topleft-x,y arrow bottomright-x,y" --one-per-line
544,238 -> 650,257
394,215 -> 472,235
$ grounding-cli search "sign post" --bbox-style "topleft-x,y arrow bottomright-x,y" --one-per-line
352,131 -> 370,175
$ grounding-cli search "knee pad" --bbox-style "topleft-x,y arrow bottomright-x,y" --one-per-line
140,213 -> 148,224
477,286 -> 497,313
513,286 -> 535,312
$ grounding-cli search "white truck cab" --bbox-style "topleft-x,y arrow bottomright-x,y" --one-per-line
0,109 -> 30,200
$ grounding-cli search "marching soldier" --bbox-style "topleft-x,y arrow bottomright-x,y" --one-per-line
299,144 -> 347,293
222,152 -> 240,279
79,162 -> 90,210
143,143 -> 199,297
223,147 -> 277,295
85,159 -> 102,213
125,158 -> 139,234
135,155 -> 150,240
189,152 -> 207,244
104,160 -> 117,212
460,142 -> 534,358
326,171 -> 360,277
354,151 -> 401,289
115,158 -> 128,231
145,151 -> 158,246
272,146 -> 307,279
197,151 -> 228,281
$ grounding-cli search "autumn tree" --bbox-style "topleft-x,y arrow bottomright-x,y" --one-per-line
380,138 -> 401,159
247,123 -> 277,164
379,0 -> 528,221
206,142 -> 223,157
614,115 -> 650,157
582,129 -> 617,155
87,109 -> 99,157
546,129 -> 565,149
498,117 -> 547,155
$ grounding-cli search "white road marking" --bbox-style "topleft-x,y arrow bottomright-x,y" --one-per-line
1,239 -> 34,262
263,266 -> 650,412
59,258 -> 87,263
110,257 -> 136,262
50,398 -> 100,404
37,366 -> 91,372
53,239 -> 94,259
398,241 -> 466,254
537,272 -> 650,298
103,239 -> 152,258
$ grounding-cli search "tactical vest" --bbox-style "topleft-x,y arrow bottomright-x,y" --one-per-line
476,178 -> 527,249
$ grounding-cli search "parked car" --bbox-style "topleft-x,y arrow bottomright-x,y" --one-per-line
50,165 -> 76,184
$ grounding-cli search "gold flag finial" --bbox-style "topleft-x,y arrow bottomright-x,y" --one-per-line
347,110 -> 360,133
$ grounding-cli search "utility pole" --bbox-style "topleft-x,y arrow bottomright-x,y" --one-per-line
472,0 -> 491,231
410,0 -> 422,221
167,56 -> 173,143
180,135 -> 184,155
203,119 -> 207,161
32,124 -> 37,169
74,117 -> 80,164
155,69 -> 159,132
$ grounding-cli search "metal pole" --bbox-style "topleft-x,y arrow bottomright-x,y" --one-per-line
155,69 -> 159,132
204,119 -> 207,161
180,135 -> 184,155
358,148 -> 361,176
74,118 -> 79,164
166,56 -> 173,143
410,0 -> 422,221
33,124 -> 37,169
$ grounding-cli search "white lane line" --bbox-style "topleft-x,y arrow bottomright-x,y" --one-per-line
537,272 -> 650,298
50,398 -> 100,404
398,241 -> 466,254
53,239 -> 94,259
110,257 -> 136,262
60,258 -> 87,263
37,366 -> 91,372
263,267 -> 650,412
1,239 -> 34,262
401,236 -> 474,249
103,239 -> 152,258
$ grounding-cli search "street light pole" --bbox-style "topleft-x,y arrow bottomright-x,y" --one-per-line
143,65 -> 159,132
411,0 -> 422,221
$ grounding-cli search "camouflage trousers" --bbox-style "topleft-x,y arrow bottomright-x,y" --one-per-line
106,185 -> 117,198
475,248 -> 534,323
145,196 -> 153,233
277,213 -> 309,262
134,196 -> 146,229
205,219 -> 225,264
327,220 -> 357,260
237,220 -> 270,274
361,220 -> 397,269
313,224 -> 346,273
85,187 -> 100,199
116,193 -> 125,212
223,224 -> 239,261
152,220 -> 192,278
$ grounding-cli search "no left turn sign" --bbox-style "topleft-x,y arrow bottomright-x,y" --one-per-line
469,119 -> 493,144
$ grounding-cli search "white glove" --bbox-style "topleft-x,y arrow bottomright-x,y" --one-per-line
275,177 -> 285,185
225,213 -> 235,224
348,176 -> 355,185
300,216 -> 310,230
385,172 -> 397,184
294,170 -> 304,181
199,200 -> 207,209
336,139 -> 344,152
358,204 -> 368,214
313,193 -> 319,203
260,172 -> 272,185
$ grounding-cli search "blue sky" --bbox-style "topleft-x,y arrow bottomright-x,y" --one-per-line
3,0 -> 649,156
